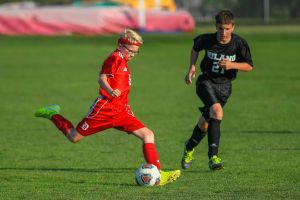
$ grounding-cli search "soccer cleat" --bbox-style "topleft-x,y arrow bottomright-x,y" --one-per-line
158,170 -> 181,186
181,146 -> 195,169
208,155 -> 224,170
34,104 -> 60,119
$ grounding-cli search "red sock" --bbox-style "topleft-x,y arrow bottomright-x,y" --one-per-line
51,114 -> 74,135
143,143 -> 161,170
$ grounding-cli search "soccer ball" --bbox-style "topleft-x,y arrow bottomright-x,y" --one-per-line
135,164 -> 161,186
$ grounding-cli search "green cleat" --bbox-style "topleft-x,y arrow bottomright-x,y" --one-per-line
34,104 -> 60,119
208,155 -> 224,170
181,146 -> 195,169
159,170 -> 181,186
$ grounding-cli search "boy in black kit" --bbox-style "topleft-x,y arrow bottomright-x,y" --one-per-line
182,10 -> 254,170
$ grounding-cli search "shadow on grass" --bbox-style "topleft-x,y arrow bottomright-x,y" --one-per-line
240,130 -> 299,134
0,167 -> 139,186
0,167 -> 188,187
0,167 -> 135,173
180,169 -> 220,174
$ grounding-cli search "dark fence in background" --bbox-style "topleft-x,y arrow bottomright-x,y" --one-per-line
175,0 -> 300,24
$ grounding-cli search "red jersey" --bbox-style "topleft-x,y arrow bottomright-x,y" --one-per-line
76,50 -> 145,135
100,50 -> 131,104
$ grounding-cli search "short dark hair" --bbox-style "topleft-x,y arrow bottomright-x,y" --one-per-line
215,10 -> 235,25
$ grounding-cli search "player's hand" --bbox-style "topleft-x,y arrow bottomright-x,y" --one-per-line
185,66 -> 196,85
218,58 -> 233,70
110,89 -> 121,98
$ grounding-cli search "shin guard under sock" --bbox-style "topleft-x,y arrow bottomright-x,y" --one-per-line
186,125 -> 206,151
143,143 -> 161,170
207,118 -> 221,158
51,114 -> 74,136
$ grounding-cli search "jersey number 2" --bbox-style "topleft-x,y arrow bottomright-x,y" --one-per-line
212,61 -> 225,74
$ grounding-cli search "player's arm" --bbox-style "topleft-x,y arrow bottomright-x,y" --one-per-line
98,74 -> 121,98
218,59 -> 253,72
185,48 -> 199,85
219,39 -> 253,72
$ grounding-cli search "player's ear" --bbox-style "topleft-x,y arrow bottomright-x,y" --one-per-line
231,24 -> 235,31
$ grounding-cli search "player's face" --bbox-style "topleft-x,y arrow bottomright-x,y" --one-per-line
216,23 -> 235,44
120,44 -> 140,61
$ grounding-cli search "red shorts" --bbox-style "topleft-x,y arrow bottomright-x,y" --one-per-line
76,96 -> 145,136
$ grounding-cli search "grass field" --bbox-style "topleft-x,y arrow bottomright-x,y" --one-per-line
0,25 -> 300,200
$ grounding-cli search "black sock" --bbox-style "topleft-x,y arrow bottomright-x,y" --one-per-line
207,118 -> 221,158
186,125 -> 206,151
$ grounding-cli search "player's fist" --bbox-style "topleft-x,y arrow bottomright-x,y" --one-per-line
218,58 -> 232,70
110,89 -> 121,98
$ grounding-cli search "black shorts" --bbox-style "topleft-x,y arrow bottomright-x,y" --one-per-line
196,76 -> 232,119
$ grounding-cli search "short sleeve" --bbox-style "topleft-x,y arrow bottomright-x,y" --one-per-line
239,39 -> 253,67
193,35 -> 204,52
100,55 -> 120,75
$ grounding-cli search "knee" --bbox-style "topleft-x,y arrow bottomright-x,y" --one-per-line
198,115 -> 209,132
198,120 -> 208,133
210,104 -> 223,120
200,122 -> 208,133
143,130 -> 154,143
67,130 -> 84,143
69,137 -> 81,143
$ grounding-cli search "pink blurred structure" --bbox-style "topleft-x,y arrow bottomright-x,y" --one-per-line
0,6 -> 194,35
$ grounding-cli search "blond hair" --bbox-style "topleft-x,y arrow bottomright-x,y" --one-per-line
119,29 -> 143,45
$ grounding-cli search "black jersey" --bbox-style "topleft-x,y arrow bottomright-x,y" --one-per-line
193,33 -> 253,83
